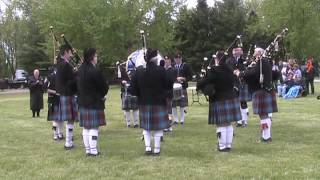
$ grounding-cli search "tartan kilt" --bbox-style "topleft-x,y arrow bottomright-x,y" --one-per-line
122,94 -> 138,110
47,104 -> 59,121
79,108 -> 106,129
252,90 -> 278,115
208,98 -> 241,125
57,96 -> 78,122
239,83 -> 252,102
166,98 -> 172,114
172,89 -> 188,107
139,105 -> 169,131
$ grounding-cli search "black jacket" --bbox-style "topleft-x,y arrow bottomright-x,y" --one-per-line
242,58 -> 273,92
131,63 -> 173,105
77,63 -> 109,109
166,66 -> 175,99
226,56 -> 246,71
226,56 -> 246,88
28,76 -> 44,110
197,64 -> 236,102
174,62 -> 192,89
56,59 -> 77,96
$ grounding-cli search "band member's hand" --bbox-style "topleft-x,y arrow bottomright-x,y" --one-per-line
177,77 -> 185,83
121,80 -> 127,85
233,70 -> 240,76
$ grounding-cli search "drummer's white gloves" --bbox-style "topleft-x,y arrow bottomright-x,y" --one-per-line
122,80 -> 127,85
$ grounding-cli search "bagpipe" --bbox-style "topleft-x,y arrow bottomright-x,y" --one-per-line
263,28 -> 288,59
49,26 -> 83,71
196,35 -> 243,99
259,28 -> 289,88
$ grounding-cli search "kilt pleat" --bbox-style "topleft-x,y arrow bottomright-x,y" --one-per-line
58,96 -> 78,122
172,89 -> 188,107
122,95 -> 139,110
79,108 -> 106,129
208,98 -> 241,125
252,90 -> 278,114
139,105 -> 169,131
47,104 -> 59,121
239,83 -> 252,102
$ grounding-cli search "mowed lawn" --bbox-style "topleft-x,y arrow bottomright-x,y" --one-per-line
0,84 -> 320,180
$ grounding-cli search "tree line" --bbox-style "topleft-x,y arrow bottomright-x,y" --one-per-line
1,0 -> 319,78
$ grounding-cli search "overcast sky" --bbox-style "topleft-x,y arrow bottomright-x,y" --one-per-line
186,0 -> 216,8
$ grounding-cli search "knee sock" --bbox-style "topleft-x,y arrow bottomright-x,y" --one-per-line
172,107 -> 179,123
180,107 -> 185,123
89,129 -> 99,155
226,125 -> 234,148
133,110 -> 139,125
154,130 -> 163,153
82,129 -> 90,154
216,127 -> 227,150
57,121 -> 64,138
65,124 -> 74,147
125,111 -> 131,126
143,130 -> 151,151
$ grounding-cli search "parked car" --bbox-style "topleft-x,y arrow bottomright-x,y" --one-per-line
8,69 -> 28,89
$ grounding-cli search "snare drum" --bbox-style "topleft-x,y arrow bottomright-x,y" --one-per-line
173,83 -> 183,100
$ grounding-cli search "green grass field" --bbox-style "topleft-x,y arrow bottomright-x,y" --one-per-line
0,85 -> 320,180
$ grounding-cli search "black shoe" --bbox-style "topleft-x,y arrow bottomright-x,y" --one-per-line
225,147 -> 231,152
242,124 -> 247,128
145,150 -> 152,156
184,109 -> 187,114
261,137 -> 272,143
133,124 -> 139,128
180,122 -> 184,125
64,145 -> 74,150
153,152 -> 160,156
90,152 -> 101,157
218,148 -> 229,152
160,136 -> 164,142
58,134 -> 64,140
127,125 -> 131,128
173,121 -> 178,125
236,123 -> 242,127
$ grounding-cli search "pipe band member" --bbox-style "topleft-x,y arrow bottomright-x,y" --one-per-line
172,52 -> 192,125
77,48 -> 109,156
235,46 -> 278,142
56,44 -> 78,150
131,48 -> 173,156
197,51 -> 241,152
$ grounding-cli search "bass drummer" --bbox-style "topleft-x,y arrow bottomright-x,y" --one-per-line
172,52 -> 192,125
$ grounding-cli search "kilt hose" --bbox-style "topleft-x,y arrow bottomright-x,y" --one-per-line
172,89 -> 188,107
139,105 -> 169,131
166,98 -> 172,114
79,108 -> 106,129
208,98 -> 241,125
58,96 -> 78,122
252,90 -> 278,115
122,94 -> 138,110
239,83 -> 252,102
